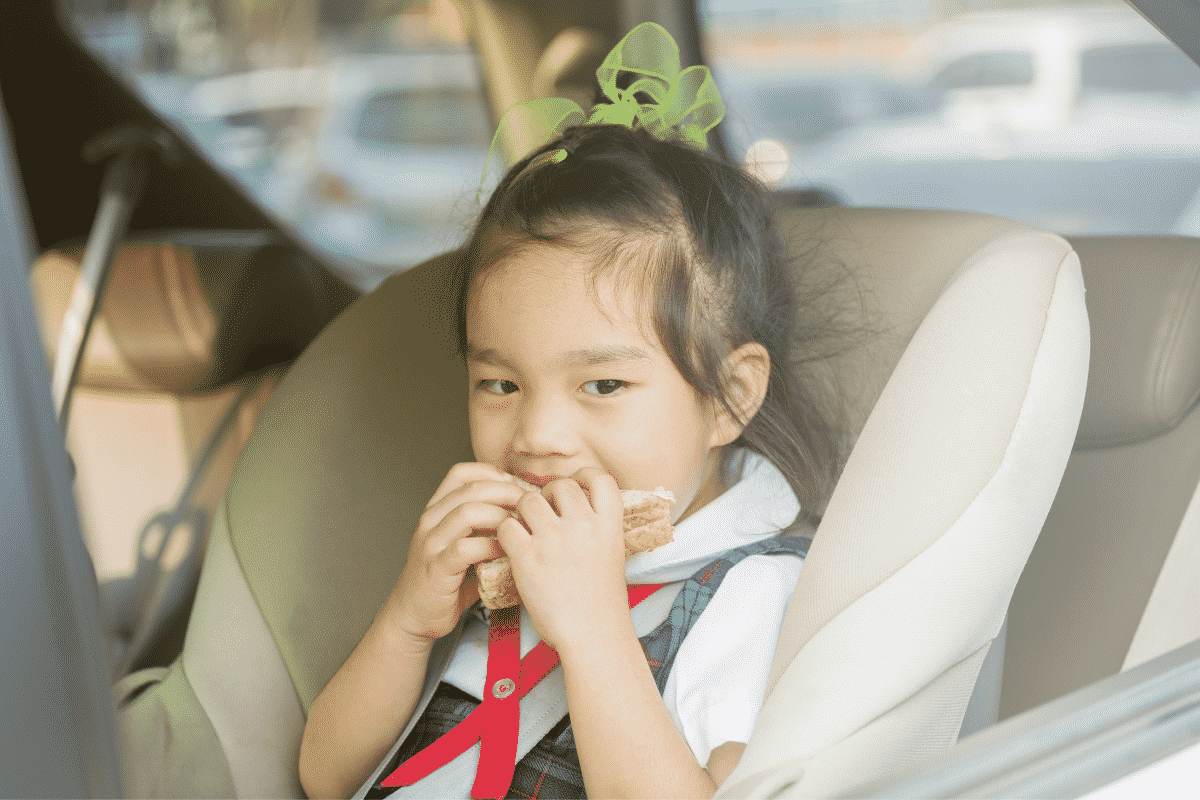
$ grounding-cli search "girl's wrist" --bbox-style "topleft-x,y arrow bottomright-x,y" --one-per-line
379,598 -> 442,656
553,607 -> 640,665
390,622 -> 439,657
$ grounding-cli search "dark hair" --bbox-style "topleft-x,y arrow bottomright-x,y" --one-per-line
456,123 -> 844,530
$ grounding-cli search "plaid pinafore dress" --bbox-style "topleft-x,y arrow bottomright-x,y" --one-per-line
366,535 -> 809,799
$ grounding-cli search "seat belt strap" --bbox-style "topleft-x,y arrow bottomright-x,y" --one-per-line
475,603 -> 520,798
380,583 -> 666,798
1123,465 -> 1200,670
114,377 -> 257,677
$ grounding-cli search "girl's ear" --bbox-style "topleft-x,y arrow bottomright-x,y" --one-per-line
710,342 -> 771,448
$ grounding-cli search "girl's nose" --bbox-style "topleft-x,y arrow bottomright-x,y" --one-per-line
510,391 -> 574,457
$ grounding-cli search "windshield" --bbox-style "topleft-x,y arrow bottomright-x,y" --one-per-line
702,0 -> 1200,236
62,0 -> 1200,283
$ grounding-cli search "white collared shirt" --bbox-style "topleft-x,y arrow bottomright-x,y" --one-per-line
440,449 -> 805,766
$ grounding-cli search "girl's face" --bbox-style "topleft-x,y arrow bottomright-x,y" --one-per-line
465,240 -> 729,524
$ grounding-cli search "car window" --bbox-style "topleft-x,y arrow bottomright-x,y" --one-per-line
701,0 -> 1200,236
929,50 -> 1035,91
1081,42 -> 1200,95
356,88 -> 492,149
755,85 -> 844,142
60,0 -> 495,290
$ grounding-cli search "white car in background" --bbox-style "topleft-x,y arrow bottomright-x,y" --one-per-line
715,65 -> 940,188
794,6 -> 1200,235
289,51 -> 497,289
896,5 -> 1179,131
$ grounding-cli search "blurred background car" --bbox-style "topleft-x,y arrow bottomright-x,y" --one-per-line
715,66 -> 940,186
896,5 -> 1193,131
285,51 -> 497,288
789,5 -> 1200,234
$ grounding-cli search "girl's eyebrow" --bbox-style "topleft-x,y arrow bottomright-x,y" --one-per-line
558,344 -> 651,367
465,344 -> 513,368
465,343 -> 650,368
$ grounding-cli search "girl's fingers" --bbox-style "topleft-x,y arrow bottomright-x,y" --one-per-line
569,467 -> 621,518
494,515 -> 531,555
428,501 -> 512,542
540,478 -> 589,517
434,534 -> 506,574
421,478 -> 527,533
426,462 -> 519,509
419,502 -> 512,569
515,489 -> 560,531
510,475 -> 538,493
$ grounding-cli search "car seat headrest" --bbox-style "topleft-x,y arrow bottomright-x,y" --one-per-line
1069,236 -> 1200,449
30,230 -> 356,394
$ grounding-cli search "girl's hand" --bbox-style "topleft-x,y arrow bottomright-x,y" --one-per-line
387,462 -> 527,644
496,467 -> 629,652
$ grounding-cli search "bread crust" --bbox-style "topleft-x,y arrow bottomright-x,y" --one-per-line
474,487 -> 675,609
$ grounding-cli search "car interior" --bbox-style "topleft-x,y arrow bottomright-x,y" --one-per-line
29,231 -> 355,677
4,0 -> 1200,797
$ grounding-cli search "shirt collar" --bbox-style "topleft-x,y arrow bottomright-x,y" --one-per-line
623,449 -> 801,584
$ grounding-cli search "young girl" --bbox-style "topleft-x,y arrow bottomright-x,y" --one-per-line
299,58 -> 841,800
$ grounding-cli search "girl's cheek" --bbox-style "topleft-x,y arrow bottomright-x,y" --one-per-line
478,397 -> 509,413
470,387 -> 515,414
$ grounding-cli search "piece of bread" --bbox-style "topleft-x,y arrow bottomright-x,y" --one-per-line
474,487 -> 675,609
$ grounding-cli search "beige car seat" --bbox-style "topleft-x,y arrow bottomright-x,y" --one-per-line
29,231 -> 355,677
1002,235 -> 1200,719
113,207 -> 1088,798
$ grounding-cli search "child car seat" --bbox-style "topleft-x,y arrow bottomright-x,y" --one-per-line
714,208 -> 1088,797
112,207 -> 1088,798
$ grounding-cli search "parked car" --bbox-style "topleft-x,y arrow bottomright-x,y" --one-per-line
896,5 -> 1193,131
717,67 -> 940,150
715,66 -> 939,186
289,52 -> 497,289
792,5 -> 1200,234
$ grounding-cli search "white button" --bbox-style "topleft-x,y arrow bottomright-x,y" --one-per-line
492,678 -> 516,699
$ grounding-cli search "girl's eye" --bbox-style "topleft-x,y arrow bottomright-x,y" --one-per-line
479,379 -> 518,395
582,379 -> 626,396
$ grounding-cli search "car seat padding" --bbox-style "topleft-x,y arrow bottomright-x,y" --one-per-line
225,250 -> 474,710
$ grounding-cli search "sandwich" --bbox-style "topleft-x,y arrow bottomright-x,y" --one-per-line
473,486 -> 675,609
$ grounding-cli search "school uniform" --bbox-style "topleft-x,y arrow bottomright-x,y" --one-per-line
354,450 -> 808,799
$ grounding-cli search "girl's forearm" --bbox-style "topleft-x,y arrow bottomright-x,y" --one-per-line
558,621 -> 719,800
299,600 -> 435,800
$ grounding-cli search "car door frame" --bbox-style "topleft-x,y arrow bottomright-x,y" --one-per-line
0,86 -> 123,798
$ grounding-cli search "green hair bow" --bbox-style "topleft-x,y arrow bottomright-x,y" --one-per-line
478,22 -> 726,199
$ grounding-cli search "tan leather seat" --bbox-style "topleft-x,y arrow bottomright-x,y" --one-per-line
1002,235 -> 1200,719
112,208 -> 1088,798
29,231 -> 355,675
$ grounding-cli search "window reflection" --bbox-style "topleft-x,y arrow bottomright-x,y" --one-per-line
929,51 -> 1034,91
62,0 -> 493,290
61,0 -> 1200,253
702,0 -> 1200,236
356,89 -> 492,148
1081,43 -> 1200,96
